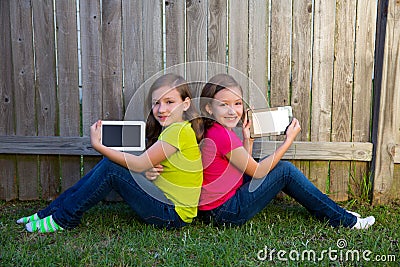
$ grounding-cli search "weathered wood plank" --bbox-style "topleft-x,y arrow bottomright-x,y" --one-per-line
228,0 -> 249,103
79,0 -> 103,175
207,0 -> 227,77
350,0 -> 377,197
310,0 -> 336,193
248,0 -> 268,109
165,0 -> 185,72
55,0 -> 81,193
101,0 -> 124,201
373,0 -> 400,204
291,0 -> 313,177
122,0 -> 144,111
270,0 -> 291,107
102,0 -> 123,121
187,0 -> 207,95
0,0 -> 17,201
0,135 -> 372,161
253,141 -> 373,161
330,0 -> 357,201
143,0 -> 163,81
10,0 -> 39,200
32,0 -> 60,200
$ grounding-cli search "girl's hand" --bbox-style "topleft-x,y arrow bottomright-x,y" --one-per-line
285,118 -> 301,143
242,109 -> 253,140
90,120 -> 102,150
144,164 -> 164,181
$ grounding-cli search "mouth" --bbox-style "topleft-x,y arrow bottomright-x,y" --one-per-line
224,117 -> 238,121
158,116 -> 169,122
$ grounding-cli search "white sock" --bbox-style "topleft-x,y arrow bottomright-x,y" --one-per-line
352,216 -> 375,229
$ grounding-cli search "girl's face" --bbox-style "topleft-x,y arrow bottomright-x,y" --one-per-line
206,86 -> 244,130
151,86 -> 190,127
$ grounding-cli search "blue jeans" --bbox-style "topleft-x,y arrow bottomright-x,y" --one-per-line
38,158 -> 185,229
200,161 -> 357,228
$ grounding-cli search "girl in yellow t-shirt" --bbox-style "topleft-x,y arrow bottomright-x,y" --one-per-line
17,74 -> 203,233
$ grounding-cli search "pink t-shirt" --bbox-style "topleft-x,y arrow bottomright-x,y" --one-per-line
199,122 -> 244,210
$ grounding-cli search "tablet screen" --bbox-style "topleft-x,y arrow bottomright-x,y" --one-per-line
101,121 -> 145,151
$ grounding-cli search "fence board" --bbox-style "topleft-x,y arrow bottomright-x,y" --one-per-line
10,0 -> 39,200
248,0 -> 268,109
55,0 -> 81,192
187,0 -> 207,94
228,0 -> 249,102
207,0 -> 227,77
32,0 -> 60,200
270,0 -> 291,107
0,0 -> 17,201
102,0 -> 123,121
165,0 -> 185,72
143,0 -> 163,82
79,0 -> 103,176
0,136 -> 372,161
291,0 -> 313,178
350,0 -> 377,196
122,0 -> 144,117
330,0 -> 357,201
310,0 -> 336,193
373,0 -> 400,203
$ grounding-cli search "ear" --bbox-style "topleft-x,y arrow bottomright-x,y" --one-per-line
183,97 -> 191,111
205,103 -> 213,115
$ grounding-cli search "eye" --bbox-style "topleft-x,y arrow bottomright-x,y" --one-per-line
235,101 -> 242,106
167,100 -> 174,104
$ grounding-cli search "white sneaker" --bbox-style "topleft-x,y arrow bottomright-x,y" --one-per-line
352,216 -> 375,229
345,209 -> 361,218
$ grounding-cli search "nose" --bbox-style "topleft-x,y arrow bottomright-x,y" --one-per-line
157,102 -> 167,113
227,105 -> 236,115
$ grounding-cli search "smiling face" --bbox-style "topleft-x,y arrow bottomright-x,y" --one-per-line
151,86 -> 190,127
206,86 -> 244,130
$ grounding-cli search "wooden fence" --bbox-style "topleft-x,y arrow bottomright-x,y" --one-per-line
0,0 -> 399,203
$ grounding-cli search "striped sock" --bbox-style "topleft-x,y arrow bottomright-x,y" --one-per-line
16,213 -> 40,224
25,215 -> 63,233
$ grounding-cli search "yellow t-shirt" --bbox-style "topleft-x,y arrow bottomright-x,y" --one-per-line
153,121 -> 203,223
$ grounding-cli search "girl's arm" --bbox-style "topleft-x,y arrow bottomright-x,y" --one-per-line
90,120 -> 177,173
227,118 -> 301,179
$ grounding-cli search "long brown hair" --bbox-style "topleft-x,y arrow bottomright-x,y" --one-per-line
145,73 -> 204,148
199,73 -> 245,130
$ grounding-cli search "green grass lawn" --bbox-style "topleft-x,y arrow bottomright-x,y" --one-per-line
1,198 -> 399,266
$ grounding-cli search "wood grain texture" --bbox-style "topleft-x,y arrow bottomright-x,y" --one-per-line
248,0 -> 268,109
79,0 -> 102,176
165,0 -> 185,71
291,0 -> 313,177
56,0 -> 82,193
0,136 -> 372,161
32,0 -> 60,200
10,0 -> 39,200
270,0 -> 291,107
350,0 -> 377,197
0,0 -> 17,201
310,0 -> 336,193
373,0 -> 400,203
330,0 -> 357,201
208,0 -> 227,77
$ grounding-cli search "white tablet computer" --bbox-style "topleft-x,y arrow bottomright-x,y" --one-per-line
248,106 -> 293,138
101,121 -> 146,151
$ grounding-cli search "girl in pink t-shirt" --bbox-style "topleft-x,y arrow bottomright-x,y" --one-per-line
198,73 -> 375,229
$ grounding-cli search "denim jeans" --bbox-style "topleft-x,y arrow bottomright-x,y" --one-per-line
201,161 -> 357,228
38,158 -> 185,229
